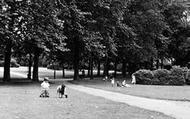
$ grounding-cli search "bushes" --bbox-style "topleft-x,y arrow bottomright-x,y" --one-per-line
185,70 -> 190,84
153,69 -> 170,85
133,66 -> 186,85
134,69 -> 153,84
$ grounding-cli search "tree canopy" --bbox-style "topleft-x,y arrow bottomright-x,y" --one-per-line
0,0 -> 190,81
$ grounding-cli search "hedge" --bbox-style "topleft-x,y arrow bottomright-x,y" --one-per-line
153,69 -> 170,85
133,69 -> 153,85
133,66 -> 186,85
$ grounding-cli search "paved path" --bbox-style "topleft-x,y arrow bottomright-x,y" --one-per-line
68,84 -> 190,119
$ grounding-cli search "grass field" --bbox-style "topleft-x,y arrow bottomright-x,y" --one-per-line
0,81 -> 173,119
71,77 -> 190,101
1,67 -> 190,101
2,67 -> 190,101
1,67 -> 189,118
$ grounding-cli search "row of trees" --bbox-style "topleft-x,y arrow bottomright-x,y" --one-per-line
0,0 -> 190,82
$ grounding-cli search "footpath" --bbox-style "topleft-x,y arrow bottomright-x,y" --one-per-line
68,84 -> 190,119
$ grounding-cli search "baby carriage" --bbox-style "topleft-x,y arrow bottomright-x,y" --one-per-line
40,89 -> 49,97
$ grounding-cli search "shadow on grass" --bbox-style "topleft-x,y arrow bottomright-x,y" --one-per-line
0,78 -> 40,86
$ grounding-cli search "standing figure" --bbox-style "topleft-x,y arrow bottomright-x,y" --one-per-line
110,75 -> 115,87
40,77 -> 50,97
131,74 -> 136,84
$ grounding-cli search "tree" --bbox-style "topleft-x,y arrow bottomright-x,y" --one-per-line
119,0 -> 170,73
0,0 -> 28,81
18,0 -> 67,81
59,1 -> 86,80
164,3 -> 190,66
56,0 -> 107,80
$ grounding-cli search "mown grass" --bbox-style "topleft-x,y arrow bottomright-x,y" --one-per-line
71,77 -> 190,101
0,81 -> 173,119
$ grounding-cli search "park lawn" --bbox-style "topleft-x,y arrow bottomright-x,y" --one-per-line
71,77 -> 190,101
0,81 -> 173,119
9,67 -> 74,79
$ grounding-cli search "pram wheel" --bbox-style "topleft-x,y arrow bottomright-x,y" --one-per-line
40,90 -> 49,98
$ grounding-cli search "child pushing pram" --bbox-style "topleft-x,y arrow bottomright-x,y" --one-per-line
40,77 -> 50,98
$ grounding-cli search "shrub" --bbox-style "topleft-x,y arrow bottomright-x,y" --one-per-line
163,65 -> 172,70
169,66 -> 186,85
152,69 -> 170,85
166,75 -> 185,85
171,66 -> 185,77
133,69 -> 154,84
134,66 -> 186,85
184,67 -> 190,84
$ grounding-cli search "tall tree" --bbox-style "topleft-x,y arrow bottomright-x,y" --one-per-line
121,0 -> 170,72
0,0 -> 27,81
164,3 -> 190,66
20,0 -> 67,81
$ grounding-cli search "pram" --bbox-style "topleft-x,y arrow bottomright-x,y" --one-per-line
40,89 -> 49,97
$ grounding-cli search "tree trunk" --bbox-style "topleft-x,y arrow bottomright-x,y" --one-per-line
90,54 -> 93,79
73,39 -> 80,80
114,59 -> 117,77
54,63 -> 56,79
122,59 -> 126,77
103,56 -> 109,76
27,53 -> 32,79
88,59 -> 90,76
32,52 -> 39,81
97,59 -> 101,76
156,59 -> 159,69
150,57 -> 154,70
62,66 -> 65,78
3,3 -> 15,82
3,44 -> 12,82
161,58 -> 164,69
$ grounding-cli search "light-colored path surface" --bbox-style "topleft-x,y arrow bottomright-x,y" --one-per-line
68,84 -> 190,119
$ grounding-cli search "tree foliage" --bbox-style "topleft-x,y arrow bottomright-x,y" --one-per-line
0,0 -> 190,81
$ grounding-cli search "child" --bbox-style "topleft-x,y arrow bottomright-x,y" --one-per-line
131,74 -> 136,84
110,75 -> 115,87
40,77 -> 50,97
116,81 -> 122,87
122,80 -> 131,87
57,84 -> 68,98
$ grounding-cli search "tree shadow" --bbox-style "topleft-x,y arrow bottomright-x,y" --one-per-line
0,78 -> 38,86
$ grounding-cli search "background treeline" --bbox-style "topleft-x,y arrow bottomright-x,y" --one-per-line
0,0 -> 190,82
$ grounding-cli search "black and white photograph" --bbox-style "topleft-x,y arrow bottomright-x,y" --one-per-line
0,0 -> 190,119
